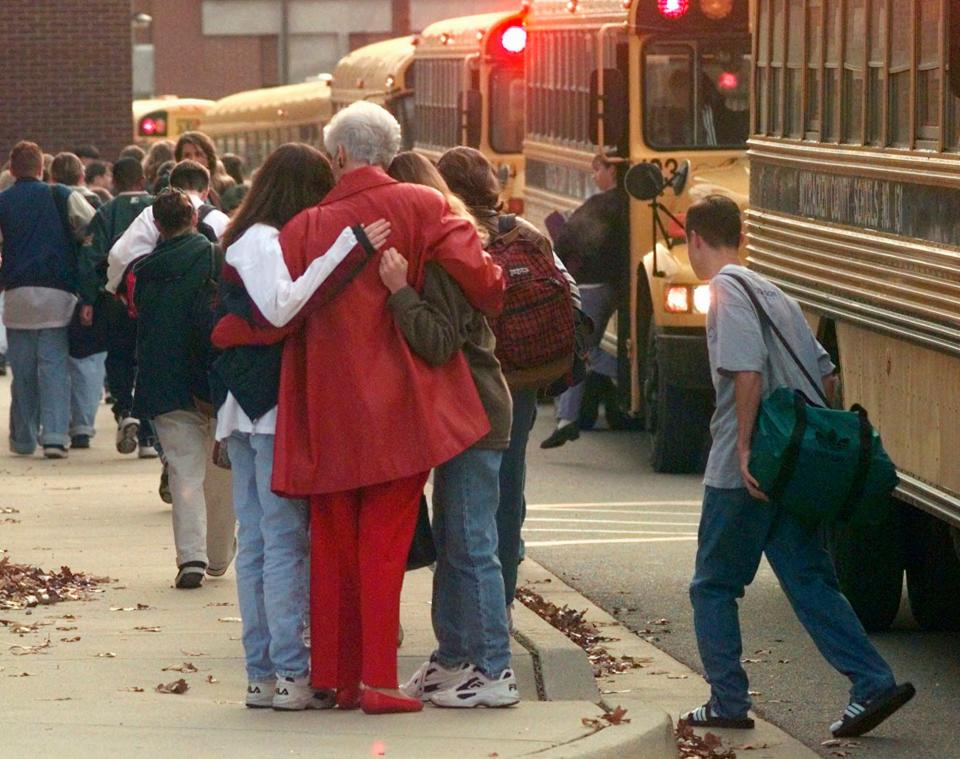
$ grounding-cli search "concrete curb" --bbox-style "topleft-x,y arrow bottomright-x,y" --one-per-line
532,700 -> 677,759
512,599 -> 600,702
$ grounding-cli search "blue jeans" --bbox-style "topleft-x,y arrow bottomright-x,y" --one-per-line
555,284 -> 618,423
498,387 -> 537,603
69,353 -> 106,437
229,432 -> 309,681
6,327 -> 70,453
690,486 -> 896,719
432,447 -> 511,678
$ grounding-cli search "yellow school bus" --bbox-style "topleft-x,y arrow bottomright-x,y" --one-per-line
133,97 -> 213,145
749,0 -> 960,631
413,11 -> 528,213
200,79 -> 333,169
525,0 -> 750,471
330,36 -> 418,150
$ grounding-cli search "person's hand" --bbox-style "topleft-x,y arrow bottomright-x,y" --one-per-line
378,247 -> 409,294
362,218 -> 391,251
79,304 -> 94,327
739,449 -> 769,502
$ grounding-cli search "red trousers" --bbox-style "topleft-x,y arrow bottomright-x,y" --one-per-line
309,471 -> 429,690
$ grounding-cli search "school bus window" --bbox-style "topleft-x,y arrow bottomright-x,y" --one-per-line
823,0 -> 841,140
915,1 -> 941,143
785,0 -> 804,138
888,0 -> 912,147
755,0 -> 770,134
865,0 -> 885,146
842,0 -> 865,144
644,40 -> 749,149
770,0 -> 785,135
805,0 -> 823,138
949,93 -> 960,151
489,66 -> 524,154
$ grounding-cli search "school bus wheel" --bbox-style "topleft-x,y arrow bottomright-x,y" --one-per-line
904,507 -> 960,632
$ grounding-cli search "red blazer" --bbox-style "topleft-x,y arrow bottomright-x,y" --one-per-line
218,166 -> 505,497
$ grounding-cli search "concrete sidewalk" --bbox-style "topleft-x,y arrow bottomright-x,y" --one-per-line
0,382 -> 674,759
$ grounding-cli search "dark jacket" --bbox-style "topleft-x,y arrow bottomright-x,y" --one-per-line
132,231 -> 218,419
554,187 -> 629,289
0,178 -> 77,293
79,192 -> 153,305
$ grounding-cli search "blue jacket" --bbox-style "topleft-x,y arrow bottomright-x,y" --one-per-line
0,178 -> 77,293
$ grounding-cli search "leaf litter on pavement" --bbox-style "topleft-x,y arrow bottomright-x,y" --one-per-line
675,720 -> 738,758
156,678 -> 189,694
0,553 -> 108,609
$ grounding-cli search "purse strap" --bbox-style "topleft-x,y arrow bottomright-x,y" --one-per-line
720,271 -> 830,408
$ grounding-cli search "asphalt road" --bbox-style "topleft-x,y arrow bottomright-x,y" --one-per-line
522,404 -> 960,759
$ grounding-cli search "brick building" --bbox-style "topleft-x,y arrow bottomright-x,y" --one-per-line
132,0 -> 521,100
0,0 -> 133,163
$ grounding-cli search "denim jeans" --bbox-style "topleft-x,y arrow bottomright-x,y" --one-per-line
498,386 -> 537,603
69,353 -> 106,437
432,447 -> 511,678
103,303 -> 153,446
229,432 -> 310,681
555,283 -> 618,423
690,486 -> 896,719
6,327 -> 70,453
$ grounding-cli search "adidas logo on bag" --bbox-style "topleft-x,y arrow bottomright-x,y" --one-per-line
816,428 -> 850,452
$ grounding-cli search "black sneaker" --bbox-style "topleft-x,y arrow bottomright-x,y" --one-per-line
830,683 -> 915,737
680,702 -> 754,730
175,562 -> 207,589
71,435 -> 91,449
540,424 -> 579,449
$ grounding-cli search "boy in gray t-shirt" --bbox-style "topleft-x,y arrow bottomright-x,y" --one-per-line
680,195 -> 912,738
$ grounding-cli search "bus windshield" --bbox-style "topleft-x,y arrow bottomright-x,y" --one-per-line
489,65 -> 524,154
643,38 -> 750,150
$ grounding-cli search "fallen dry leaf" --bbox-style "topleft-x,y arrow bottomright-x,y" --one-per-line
667,674 -> 689,680
55,626 -> 78,631
206,675 -> 218,684
0,508 -> 19,514
10,636 -> 52,655
180,650 -> 206,657
206,602 -> 233,607
155,678 -> 189,695
94,652 -> 116,658
133,626 -> 162,633
736,743 -> 770,751
217,616 -> 242,623
0,557 -> 106,610
109,604 -> 150,612
162,662 -> 198,673
604,705 -> 631,725
676,719 -> 737,759
60,636 -> 81,643
120,686 -> 145,693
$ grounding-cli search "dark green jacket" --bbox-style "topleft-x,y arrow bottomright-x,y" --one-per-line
78,192 -> 153,305
132,232 -> 218,419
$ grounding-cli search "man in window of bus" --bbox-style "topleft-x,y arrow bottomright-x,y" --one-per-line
541,153 -> 630,449
647,68 -> 694,147
105,160 -> 229,295
50,152 -> 107,451
681,195 -> 914,738
0,141 -> 95,458
79,157 -> 158,461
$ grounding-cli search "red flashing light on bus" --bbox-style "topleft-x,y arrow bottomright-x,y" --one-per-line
718,71 -> 738,90
658,0 -> 690,19
500,25 -> 527,55
139,117 -> 165,137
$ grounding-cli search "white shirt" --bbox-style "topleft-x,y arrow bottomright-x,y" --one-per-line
215,222 -> 360,440
105,193 -> 229,293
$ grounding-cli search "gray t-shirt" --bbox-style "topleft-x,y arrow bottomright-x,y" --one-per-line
704,264 -> 835,489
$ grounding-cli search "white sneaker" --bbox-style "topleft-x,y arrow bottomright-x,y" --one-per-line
272,675 -> 335,711
401,654 -> 469,701
138,444 -> 158,459
245,679 -> 274,709
428,666 -> 519,708
116,417 -> 139,454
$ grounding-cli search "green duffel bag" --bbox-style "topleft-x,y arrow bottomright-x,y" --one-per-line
748,387 -> 899,529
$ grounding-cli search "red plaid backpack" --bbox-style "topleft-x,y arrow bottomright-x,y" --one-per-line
486,216 -> 576,386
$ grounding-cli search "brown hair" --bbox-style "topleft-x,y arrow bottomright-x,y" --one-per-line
387,151 -> 480,236
436,146 -> 501,213
685,194 -> 742,249
220,143 -> 335,251
152,188 -> 196,237
50,152 -> 85,186
174,131 -> 217,172
143,140 -> 175,186
9,141 -> 43,178
169,160 -> 211,193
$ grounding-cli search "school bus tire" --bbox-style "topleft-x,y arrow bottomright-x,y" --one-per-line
645,328 -> 708,474
825,502 -> 904,632
904,507 -> 960,631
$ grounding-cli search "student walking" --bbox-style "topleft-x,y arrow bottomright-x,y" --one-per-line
681,195 -> 914,738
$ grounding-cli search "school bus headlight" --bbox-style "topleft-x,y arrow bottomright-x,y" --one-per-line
693,285 -> 711,314
700,0 -> 733,20
665,286 -> 691,313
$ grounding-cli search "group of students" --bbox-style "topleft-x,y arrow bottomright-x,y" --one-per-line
33,102 -> 572,715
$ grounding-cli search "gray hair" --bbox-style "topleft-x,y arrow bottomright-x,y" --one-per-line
323,101 -> 402,169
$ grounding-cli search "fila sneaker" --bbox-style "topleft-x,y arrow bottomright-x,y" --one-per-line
400,654 -> 469,701
245,679 -> 274,709
272,675 -> 335,711
428,666 -> 519,708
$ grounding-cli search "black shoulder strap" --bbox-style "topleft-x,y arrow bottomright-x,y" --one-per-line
721,271 -> 829,407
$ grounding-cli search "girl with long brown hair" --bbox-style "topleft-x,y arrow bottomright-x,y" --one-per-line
213,142 -> 389,710
175,131 -> 235,202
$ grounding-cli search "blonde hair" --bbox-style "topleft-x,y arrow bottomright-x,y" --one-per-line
386,151 -> 485,243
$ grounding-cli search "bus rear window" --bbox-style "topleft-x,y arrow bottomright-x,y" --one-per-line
489,66 -> 525,154
643,39 -> 750,150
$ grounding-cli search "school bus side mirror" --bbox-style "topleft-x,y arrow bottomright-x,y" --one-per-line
463,90 -> 483,148
589,69 -> 626,147
624,162 -> 665,201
